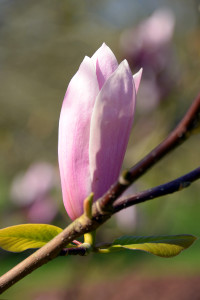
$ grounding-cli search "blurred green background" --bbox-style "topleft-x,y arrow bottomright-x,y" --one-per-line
0,0 -> 200,299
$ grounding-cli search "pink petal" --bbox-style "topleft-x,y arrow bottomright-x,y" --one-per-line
133,68 -> 143,94
91,43 -> 118,89
89,60 -> 135,200
58,56 -> 99,220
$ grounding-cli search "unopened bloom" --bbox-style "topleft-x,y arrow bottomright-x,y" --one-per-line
58,43 -> 142,220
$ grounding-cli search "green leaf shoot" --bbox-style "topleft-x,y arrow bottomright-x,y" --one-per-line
0,224 -> 63,252
98,234 -> 197,258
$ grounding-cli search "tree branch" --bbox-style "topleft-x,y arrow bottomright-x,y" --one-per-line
0,213 -> 110,294
0,94 -> 200,294
98,93 -> 200,211
1,167 -> 200,294
114,167 -> 200,213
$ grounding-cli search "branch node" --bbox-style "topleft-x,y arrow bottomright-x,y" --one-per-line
119,170 -> 132,185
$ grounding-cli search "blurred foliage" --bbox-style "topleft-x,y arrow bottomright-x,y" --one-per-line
0,0 -> 200,298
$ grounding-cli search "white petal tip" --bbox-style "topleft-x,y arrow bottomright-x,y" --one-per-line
133,68 -> 143,94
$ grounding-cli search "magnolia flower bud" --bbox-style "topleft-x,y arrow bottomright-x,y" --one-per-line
58,43 -> 142,220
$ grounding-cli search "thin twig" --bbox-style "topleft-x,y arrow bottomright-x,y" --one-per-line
60,246 -> 87,256
114,167 -> 200,213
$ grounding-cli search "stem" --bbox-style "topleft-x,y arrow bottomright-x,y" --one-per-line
60,246 -> 88,256
72,240 -> 82,245
84,231 -> 96,248
94,248 -> 111,254
84,193 -> 94,219
114,167 -> 200,212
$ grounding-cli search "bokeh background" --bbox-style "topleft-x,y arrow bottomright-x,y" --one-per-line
0,0 -> 200,299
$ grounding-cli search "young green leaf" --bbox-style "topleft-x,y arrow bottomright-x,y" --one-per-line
102,234 -> 197,257
0,224 -> 63,252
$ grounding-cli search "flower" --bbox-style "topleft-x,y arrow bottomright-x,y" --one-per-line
58,43 -> 142,220
10,162 -> 59,223
120,9 -> 175,70
120,10 -> 177,112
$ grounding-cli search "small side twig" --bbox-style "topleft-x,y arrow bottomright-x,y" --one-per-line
114,167 -> 200,213
60,246 -> 87,256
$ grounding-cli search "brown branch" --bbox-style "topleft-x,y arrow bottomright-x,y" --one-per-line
114,167 -> 200,213
1,168 -> 200,294
0,214 -> 110,294
0,94 -> 200,294
99,93 -> 200,210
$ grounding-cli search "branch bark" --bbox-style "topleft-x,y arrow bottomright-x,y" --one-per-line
1,170 -> 200,294
0,94 -> 200,294
114,167 -> 200,212
0,214 -> 110,294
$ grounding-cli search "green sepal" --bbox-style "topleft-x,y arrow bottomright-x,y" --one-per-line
100,234 -> 197,258
0,224 -> 63,252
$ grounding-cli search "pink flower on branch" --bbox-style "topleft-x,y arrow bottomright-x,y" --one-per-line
58,43 -> 142,220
